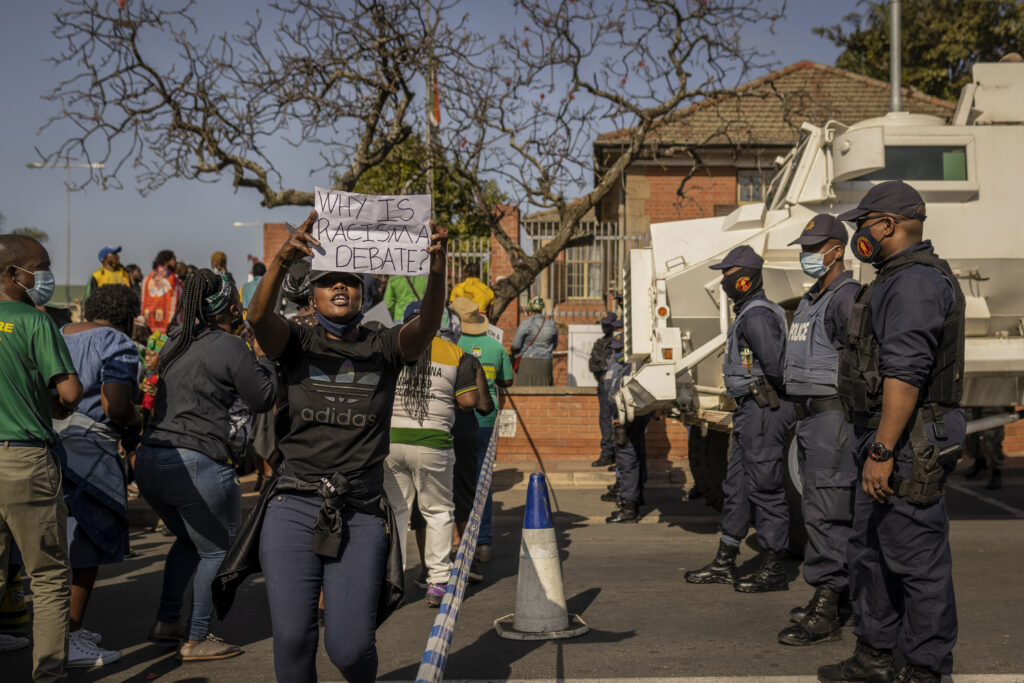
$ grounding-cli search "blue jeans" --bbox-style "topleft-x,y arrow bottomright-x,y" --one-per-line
260,492 -> 386,683
474,427 -> 495,545
135,446 -> 240,642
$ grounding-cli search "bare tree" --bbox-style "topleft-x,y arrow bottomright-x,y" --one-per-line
40,0 -> 467,207
42,0 -> 783,321
440,0 -> 785,320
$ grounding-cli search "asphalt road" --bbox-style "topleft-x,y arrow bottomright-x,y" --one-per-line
3,464 -> 1023,682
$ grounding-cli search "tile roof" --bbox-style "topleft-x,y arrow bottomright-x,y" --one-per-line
595,61 -> 956,149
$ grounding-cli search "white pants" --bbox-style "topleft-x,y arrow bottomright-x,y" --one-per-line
383,442 -> 455,585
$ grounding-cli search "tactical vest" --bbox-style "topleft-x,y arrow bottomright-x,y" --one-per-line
722,298 -> 786,398
784,279 -> 860,397
838,249 -> 965,427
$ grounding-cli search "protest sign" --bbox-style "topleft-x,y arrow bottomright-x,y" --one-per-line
311,187 -> 432,276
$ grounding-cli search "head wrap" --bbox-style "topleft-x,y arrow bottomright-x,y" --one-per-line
203,274 -> 235,316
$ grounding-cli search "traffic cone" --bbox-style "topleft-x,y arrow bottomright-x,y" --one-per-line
494,473 -> 589,640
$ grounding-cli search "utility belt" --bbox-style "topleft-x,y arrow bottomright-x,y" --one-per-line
746,379 -> 780,410
859,403 -> 962,506
792,396 -> 844,421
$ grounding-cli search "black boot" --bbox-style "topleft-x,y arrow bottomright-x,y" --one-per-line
817,639 -> 894,683
591,453 -> 615,467
735,551 -> 789,593
605,500 -> 638,523
986,468 -> 1002,490
778,585 -> 842,646
600,489 -> 619,502
684,540 -> 738,584
607,481 -> 620,493
892,664 -> 940,683
791,589 -> 853,624
963,458 -> 987,478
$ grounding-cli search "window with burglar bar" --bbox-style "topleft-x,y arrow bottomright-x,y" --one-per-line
737,169 -> 772,204
565,242 -> 603,300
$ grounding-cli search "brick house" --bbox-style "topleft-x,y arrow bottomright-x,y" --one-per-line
591,60 -> 956,232
257,63 -> 1024,468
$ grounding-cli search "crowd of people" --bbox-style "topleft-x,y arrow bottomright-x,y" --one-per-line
0,211 -> 530,682
0,180 -> 982,683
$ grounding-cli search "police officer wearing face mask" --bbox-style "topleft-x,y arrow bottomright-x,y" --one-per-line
777,214 -> 860,647
685,245 -> 796,593
818,181 -> 965,683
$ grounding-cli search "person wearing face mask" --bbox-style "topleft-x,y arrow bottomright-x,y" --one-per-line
818,181 -> 965,683
685,245 -> 795,593
135,269 -> 277,662
776,214 -> 860,648
0,235 -> 83,680
230,210 -> 448,683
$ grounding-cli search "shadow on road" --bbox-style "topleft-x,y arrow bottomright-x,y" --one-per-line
380,587 -> 635,681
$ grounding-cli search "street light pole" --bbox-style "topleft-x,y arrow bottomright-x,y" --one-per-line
25,160 -> 105,307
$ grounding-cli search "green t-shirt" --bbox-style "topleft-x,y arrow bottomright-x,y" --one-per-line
457,333 -> 513,428
384,275 -> 429,322
0,301 -> 77,444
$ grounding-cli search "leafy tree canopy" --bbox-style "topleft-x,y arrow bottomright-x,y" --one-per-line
814,0 -> 1024,100
348,134 -> 506,239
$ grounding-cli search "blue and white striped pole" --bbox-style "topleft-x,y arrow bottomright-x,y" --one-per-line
415,428 -> 498,683
493,472 -> 588,640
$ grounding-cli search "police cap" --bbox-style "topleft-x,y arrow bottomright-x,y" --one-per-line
709,245 -> 763,271
788,213 -> 849,246
836,180 -> 927,222
600,311 -> 624,328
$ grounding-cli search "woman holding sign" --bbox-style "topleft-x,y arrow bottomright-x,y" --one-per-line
245,209 -> 447,683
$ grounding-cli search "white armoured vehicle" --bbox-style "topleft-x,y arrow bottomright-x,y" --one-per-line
616,59 -> 1024,509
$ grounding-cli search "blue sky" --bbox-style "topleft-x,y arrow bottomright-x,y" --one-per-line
0,1 -> 853,286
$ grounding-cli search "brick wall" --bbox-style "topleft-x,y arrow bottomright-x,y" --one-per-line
490,207 -> 522,343
495,389 -> 1024,478
496,387 -> 690,473
639,165 -> 738,224
262,223 -> 290,266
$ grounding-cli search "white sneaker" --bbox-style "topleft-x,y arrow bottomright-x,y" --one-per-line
0,633 -> 29,652
67,631 -> 121,667
72,627 -> 102,644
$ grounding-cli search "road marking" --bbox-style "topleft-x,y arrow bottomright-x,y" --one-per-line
582,515 -> 717,525
945,482 -> 1024,519
389,676 -> 1024,682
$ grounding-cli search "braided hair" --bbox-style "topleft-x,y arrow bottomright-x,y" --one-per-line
158,268 -> 225,373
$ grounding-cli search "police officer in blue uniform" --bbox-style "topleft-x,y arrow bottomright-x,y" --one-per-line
685,245 -> 796,593
591,312 -> 622,469
818,181 -> 965,683
603,336 -> 652,523
778,214 -> 860,646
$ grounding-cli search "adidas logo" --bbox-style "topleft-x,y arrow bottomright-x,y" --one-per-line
309,360 -> 382,403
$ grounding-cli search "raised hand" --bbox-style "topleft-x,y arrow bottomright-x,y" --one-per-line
275,210 -> 322,266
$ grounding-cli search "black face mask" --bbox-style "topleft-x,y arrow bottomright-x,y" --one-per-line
722,267 -> 763,302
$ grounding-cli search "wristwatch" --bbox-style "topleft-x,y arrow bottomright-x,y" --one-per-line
868,441 -> 894,462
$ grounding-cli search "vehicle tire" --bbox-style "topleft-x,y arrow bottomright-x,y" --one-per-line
687,427 -> 730,512
783,431 -> 808,557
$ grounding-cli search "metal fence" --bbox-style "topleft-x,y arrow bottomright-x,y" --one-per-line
522,221 -> 649,324
447,236 -> 491,285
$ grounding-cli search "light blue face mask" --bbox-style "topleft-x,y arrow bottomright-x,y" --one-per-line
15,266 -> 56,306
799,247 -> 839,279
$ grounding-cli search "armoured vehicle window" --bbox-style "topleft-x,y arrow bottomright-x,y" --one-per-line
764,130 -> 811,211
855,146 -> 968,182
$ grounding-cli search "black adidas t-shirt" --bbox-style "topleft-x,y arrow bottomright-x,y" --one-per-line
272,319 -> 408,483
